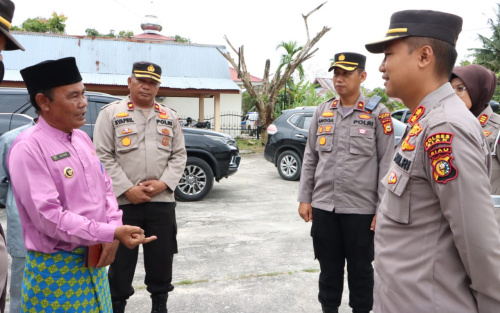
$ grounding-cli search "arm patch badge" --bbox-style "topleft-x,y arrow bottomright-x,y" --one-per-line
429,145 -> 457,184
424,132 -> 453,151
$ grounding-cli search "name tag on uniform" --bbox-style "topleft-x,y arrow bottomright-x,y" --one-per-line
51,152 -> 71,161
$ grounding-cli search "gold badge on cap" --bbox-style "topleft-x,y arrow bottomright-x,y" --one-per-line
148,64 -> 155,72
339,54 -> 345,61
64,167 -> 74,178
122,137 -> 131,146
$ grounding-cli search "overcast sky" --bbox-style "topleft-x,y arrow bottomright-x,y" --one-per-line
10,0 -> 500,90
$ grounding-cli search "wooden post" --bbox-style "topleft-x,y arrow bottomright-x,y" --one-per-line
198,96 -> 205,122
214,93 -> 221,132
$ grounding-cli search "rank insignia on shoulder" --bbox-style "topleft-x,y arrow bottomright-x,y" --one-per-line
158,114 -> 169,119
484,130 -> 492,137
387,172 -> 397,184
424,132 -> 453,151
162,128 -> 170,135
401,123 -> 423,151
127,102 -> 135,110
358,113 -> 371,120
122,137 -> 131,146
479,114 -> 489,126
408,105 -> 425,125
356,101 -> 365,110
429,146 -> 457,184
51,152 -> 71,161
154,103 -> 160,112
162,137 -> 170,146
121,128 -> 133,134
331,99 -> 339,108
322,111 -> 334,117
64,167 -> 74,178
116,112 -> 129,118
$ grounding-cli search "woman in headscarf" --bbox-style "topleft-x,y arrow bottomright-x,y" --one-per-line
451,64 -> 500,194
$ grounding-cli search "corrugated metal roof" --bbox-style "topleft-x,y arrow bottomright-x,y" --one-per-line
4,32 -> 240,91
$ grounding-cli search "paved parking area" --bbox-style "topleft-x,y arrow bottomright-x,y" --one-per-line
1,152 -> 358,313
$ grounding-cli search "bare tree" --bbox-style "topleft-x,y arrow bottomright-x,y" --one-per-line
217,2 -> 330,143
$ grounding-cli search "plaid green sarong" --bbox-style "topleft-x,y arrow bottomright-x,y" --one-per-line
22,247 -> 112,313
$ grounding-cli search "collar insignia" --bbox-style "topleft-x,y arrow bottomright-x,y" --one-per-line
408,105 -> 425,125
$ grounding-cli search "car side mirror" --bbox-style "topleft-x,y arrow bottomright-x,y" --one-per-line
490,100 -> 499,112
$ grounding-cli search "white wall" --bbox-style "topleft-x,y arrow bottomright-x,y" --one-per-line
162,93 -> 242,121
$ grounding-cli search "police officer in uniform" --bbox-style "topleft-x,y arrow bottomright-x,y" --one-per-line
366,10 -> 500,313
94,62 -> 187,313
298,52 -> 394,313
450,64 -> 500,194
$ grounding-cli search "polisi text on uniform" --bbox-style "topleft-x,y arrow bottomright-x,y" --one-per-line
114,118 -> 134,126
394,152 -> 412,171
156,119 -> 174,126
353,120 -> 374,126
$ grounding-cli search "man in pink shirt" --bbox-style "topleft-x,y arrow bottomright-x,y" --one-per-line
8,57 -> 156,313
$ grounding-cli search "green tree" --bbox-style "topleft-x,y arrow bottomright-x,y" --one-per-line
174,35 -> 191,43
276,41 -> 305,80
20,12 -> 67,34
85,28 -> 133,39
366,87 -> 405,112
469,3 -> 500,72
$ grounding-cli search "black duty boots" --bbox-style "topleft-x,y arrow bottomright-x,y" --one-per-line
151,293 -> 168,313
112,300 -> 127,313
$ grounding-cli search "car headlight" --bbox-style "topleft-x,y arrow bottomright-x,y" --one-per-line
204,135 -> 238,150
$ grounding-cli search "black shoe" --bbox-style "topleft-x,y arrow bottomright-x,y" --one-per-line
151,293 -> 168,313
112,300 -> 127,313
322,305 -> 339,313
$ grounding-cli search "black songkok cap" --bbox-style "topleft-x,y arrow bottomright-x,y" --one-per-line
0,0 -> 24,51
132,61 -> 162,83
20,57 -> 83,95
365,10 -> 463,53
328,52 -> 366,72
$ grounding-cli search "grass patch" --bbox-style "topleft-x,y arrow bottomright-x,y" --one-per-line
240,272 -> 283,279
302,268 -> 320,273
235,138 -> 265,153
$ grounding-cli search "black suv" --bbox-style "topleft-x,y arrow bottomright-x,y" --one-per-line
264,106 -> 407,181
0,88 -> 240,201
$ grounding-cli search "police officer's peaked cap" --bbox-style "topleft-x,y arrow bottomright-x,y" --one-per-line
328,52 -> 366,72
0,0 -> 24,51
132,61 -> 162,83
20,57 -> 82,95
365,10 -> 463,54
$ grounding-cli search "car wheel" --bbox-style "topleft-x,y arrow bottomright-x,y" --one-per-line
277,150 -> 301,181
175,157 -> 214,201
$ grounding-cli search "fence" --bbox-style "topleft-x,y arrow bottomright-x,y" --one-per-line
178,112 -> 258,138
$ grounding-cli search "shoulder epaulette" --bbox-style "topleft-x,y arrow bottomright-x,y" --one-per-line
99,99 -> 121,111
365,95 -> 382,111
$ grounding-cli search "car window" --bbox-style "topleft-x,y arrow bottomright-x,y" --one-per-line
23,105 -> 38,119
403,113 -> 411,123
0,94 -> 30,113
288,114 -> 301,127
303,116 -> 313,130
392,111 -> 403,121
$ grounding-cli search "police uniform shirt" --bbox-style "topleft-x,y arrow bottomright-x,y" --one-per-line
93,96 -> 187,205
298,94 -> 395,214
374,83 -> 500,313
477,105 -> 500,195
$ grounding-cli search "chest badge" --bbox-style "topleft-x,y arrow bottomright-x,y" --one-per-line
387,172 -> 397,184
318,126 -> 324,133
121,128 -> 133,134
64,167 -> 74,179
162,137 -> 170,146
158,114 -> 169,119
322,111 -> 334,117
116,112 -> 129,118
319,137 -> 326,145
122,137 -> 131,147
484,130 -> 492,137
358,128 -> 367,135
358,113 -> 371,120
162,128 -> 170,135
325,126 -> 333,133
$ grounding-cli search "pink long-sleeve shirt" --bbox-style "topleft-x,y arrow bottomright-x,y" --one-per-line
7,116 -> 122,254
